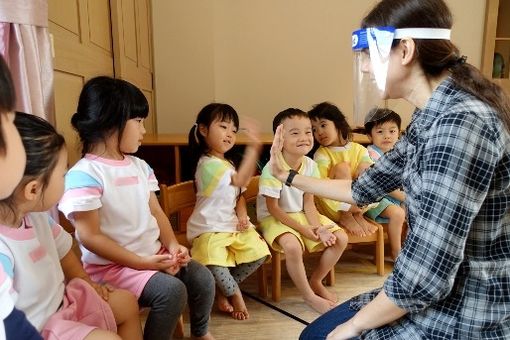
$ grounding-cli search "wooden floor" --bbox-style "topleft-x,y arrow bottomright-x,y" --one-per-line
177,247 -> 393,340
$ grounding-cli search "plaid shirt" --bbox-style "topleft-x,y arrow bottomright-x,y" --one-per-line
351,77 -> 510,339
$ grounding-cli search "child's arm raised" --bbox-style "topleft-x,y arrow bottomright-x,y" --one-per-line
231,117 -> 262,188
148,192 -> 190,271
266,196 -> 319,241
73,210 -> 176,272
235,194 -> 250,231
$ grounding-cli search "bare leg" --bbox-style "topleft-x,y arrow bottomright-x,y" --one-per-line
380,205 -> 406,260
84,330 -> 121,340
309,230 -> 347,303
277,233 -> 334,314
107,289 -> 143,340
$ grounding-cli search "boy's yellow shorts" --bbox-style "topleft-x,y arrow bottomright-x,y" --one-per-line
191,227 -> 270,267
258,212 -> 343,253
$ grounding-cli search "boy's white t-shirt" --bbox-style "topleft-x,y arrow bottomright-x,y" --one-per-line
256,156 -> 320,220
59,154 -> 161,265
0,212 -> 72,331
187,155 -> 247,242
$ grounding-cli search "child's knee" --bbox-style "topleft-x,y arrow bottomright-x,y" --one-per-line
279,237 -> 303,258
389,206 -> 406,224
108,289 -> 140,322
335,230 -> 348,246
329,162 -> 351,179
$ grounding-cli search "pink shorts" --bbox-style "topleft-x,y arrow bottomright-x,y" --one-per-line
41,278 -> 116,340
83,248 -> 168,298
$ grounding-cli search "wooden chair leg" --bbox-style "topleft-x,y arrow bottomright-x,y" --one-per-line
375,224 -> 385,276
271,251 -> 281,302
173,315 -> 185,338
257,264 -> 268,298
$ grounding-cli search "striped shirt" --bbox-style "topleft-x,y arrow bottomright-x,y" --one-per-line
351,77 -> 510,339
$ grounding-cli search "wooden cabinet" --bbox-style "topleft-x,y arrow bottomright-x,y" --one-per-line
482,0 -> 510,93
49,0 -> 156,165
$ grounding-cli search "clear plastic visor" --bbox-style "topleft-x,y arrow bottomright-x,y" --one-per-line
352,50 -> 385,127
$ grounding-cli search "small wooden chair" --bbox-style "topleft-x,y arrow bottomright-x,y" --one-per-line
246,176 -> 335,302
315,202 -> 385,276
159,180 -> 196,246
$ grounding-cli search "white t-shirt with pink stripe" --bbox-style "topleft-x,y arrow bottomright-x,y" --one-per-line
58,154 -> 161,265
0,212 -> 72,331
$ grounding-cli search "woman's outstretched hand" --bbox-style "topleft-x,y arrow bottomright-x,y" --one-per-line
270,124 -> 288,182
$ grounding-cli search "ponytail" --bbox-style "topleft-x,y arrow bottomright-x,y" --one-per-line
450,62 -> 510,132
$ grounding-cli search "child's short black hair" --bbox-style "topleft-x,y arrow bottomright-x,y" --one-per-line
307,102 -> 351,141
363,108 -> 401,135
272,108 -> 308,133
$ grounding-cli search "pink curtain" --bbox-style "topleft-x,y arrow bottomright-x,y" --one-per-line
0,0 -> 54,123
0,0 -> 57,220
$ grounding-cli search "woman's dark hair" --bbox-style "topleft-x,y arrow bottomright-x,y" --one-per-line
273,108 -> 309,133
188,103 -> 240,175
0,55 -> 16,153
364,108 -> 401,134
0,112 -> 65,221
307,102 -> 352,142
362,0 -> 510,131
71,76 -> 149,156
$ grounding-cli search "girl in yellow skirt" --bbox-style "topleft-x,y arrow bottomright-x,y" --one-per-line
187,103 -> 270,320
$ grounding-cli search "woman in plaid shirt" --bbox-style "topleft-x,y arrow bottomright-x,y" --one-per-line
271,0 -> 510,339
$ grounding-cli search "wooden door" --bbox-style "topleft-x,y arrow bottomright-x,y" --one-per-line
49,0 -> 114,165
110,0 -> 156,134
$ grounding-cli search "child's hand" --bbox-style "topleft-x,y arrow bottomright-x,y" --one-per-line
168,243 -> 191,267
139,254 -> 178,271
317,225 -> 337,247
89,281 -> 114,301
239,116 -> 262,146
237,216 -> 250,231
300,226 -> 320,241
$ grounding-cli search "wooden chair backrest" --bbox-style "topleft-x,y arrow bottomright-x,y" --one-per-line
159,180 -> 196,234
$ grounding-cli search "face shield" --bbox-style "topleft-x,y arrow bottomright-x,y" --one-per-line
351,27 -> 452,127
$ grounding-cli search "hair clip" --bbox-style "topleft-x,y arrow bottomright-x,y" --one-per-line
457,55 -> 467,65
193,123 -> 199,144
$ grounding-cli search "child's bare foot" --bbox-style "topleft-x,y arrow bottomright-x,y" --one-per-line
353,213 -> 377,235
192,331 -> 215,340
310,279 -> 338,303
337,212 -> 365,236
317,226 -> 337,246
216,293 -> 233,313
231,290 -> 249,320
304,294 -> 335,314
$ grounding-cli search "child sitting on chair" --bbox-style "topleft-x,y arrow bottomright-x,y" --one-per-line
309,102 -> 378,238
257,108 -> 348,314
186,103 -> 270,321
364,108 -> 406,261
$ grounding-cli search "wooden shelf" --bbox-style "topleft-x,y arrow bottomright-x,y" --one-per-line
482,0 -> 510,91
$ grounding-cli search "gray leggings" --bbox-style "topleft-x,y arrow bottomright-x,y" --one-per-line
207,256 -> 266,297
139,259 -> 215,340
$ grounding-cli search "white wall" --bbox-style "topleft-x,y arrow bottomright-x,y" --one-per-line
152,0 -> 486,133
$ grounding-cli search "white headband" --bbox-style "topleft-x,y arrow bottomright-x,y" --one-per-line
393,28 -> 451,40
